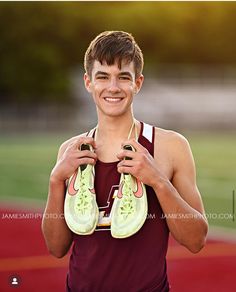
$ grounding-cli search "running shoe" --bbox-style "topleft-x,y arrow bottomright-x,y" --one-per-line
111,144 -> 148,238
64,144 -> 99,235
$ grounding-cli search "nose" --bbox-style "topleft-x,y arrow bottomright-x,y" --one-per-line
108,78 -> 121,94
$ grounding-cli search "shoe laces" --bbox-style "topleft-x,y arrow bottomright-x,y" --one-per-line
75,169 -> 93,215
119,175 -> 136,219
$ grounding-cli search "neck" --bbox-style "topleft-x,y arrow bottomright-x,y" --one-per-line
93,113 -> 139,163
96,113 -> 136,141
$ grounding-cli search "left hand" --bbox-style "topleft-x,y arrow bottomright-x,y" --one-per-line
117,138 -> 166,188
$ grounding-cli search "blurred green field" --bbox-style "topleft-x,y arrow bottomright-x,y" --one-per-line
0,132 -> 235,229
187,133 -> 236,229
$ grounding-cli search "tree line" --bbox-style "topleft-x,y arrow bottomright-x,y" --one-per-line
0,2 -> 236,104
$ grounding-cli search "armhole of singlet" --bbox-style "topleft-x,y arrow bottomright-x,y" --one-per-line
138,122 -> 144,142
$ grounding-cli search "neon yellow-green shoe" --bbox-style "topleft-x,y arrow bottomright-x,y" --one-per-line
64,144 -> 99,235
111,145 -> 148,238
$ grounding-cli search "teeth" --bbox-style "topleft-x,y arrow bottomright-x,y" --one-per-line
105,98 -> 122,103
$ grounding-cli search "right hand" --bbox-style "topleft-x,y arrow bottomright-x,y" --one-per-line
50,137 -> 97,183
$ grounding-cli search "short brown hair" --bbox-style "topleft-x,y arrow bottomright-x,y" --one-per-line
84,31 -> 144,78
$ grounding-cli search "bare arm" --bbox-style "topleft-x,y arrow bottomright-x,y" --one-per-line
153,134 -> 208,253
41,135 -> 97,258
117,132 -> 208,253
42,176 -> 72,258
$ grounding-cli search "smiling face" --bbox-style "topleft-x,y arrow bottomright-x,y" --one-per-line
84,60 -> 144,118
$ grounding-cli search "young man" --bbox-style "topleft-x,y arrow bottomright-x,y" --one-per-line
42,31 -> 208,292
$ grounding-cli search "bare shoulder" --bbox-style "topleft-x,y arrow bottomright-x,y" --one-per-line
154,127 -> 193,166
155,127 -> 190,148
154,127 -> 195,177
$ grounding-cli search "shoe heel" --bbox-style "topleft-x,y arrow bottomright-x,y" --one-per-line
123,144 -> 134,175
80,143 -> 92,171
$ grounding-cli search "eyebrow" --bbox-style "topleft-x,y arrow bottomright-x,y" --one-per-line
94,71 -> 133,78
95,71 -> 109,76
119,72 -> 133,78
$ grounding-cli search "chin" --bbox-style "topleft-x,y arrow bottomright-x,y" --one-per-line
98,108 -> 127,118
105,112 -> 126,118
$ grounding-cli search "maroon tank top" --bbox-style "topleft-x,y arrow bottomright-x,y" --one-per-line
66,122 -> 170,292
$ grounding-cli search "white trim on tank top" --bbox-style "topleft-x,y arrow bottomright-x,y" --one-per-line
142,122 -> 153,143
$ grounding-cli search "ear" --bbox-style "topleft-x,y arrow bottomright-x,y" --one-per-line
134,74 -> 144,95
84,73 -> 92,93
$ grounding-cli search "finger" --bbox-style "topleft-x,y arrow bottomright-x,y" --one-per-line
76,150 -> 98,160
117,165 -> 135,175
117,159 -> 136,168
121,138 -> 145,152
71,137 -> 97,150
77,157 -> 97,166
117,149 -> 136,160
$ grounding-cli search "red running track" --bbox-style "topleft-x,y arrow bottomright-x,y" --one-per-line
0,208 -> 236,292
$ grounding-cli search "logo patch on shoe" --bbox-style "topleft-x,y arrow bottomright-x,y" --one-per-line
117,181 -> 124,199
68,170 -> 79,196
89,172 -> 96,194
133,179 -> 144,198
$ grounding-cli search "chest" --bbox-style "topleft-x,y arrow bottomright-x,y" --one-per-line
95,140 -> 174,183
95,140 -> 124,163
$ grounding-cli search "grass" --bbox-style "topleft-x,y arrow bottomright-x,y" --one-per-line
187,132 -> 236,229
0,133 -> 70,202
0,131 -> 236,229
